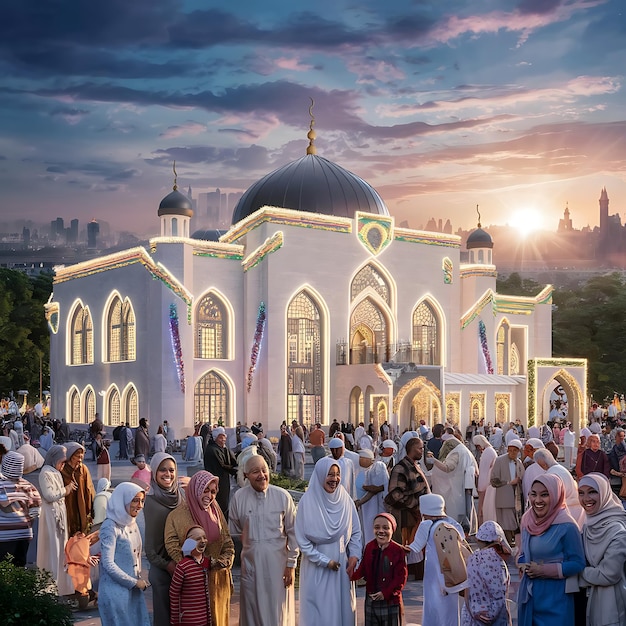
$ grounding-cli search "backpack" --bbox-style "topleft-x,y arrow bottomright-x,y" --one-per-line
433,521 -> 473,593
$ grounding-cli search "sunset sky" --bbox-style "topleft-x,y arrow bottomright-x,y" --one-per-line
1,0 -> 624,237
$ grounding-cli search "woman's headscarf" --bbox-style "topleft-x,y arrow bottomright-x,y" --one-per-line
397,430 -> 419,462
97,477 -> 111,493
64,441 -> 85,460
520,474 -> 576,536
106,482 -> 144,527
148,452 -> 184,509
297,456 -> 355,544
439,436 -> 460,460
43,444 -> 67,469
473,434 -> 491,449
185,471 -> 221,542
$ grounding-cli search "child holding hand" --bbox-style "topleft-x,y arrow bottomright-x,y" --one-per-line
350,512 -> 408,625
169,526 -> 211,626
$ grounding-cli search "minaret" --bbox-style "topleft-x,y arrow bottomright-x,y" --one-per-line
157,162 -> 193,237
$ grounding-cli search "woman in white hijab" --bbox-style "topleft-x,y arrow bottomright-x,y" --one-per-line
578,473 -> 626,626
295,456 -> 362,626
98,482 -> 150,626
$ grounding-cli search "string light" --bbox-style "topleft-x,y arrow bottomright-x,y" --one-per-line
247,302 -> 267,393
479,319 -> 494,374
169,304 -> 185,393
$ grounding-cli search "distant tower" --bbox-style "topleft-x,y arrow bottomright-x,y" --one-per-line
558,203 -> 573,232
87,220 -> 99,249
599,187 -> 609,235
466,206 -> 494,265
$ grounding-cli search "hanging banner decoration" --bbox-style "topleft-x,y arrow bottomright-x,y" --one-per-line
169,303 -> 186,393
247,301 -> 267,392
478,319 -> 494,374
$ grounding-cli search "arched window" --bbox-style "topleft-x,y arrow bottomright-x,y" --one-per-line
195,293 -> 228,359
351,264 -> 390,304
70,304 -> 93,365
84,388 -> 96,423
194,371 -> 230,425
412,302 -> 439,365
496,320 -> 510,375
107,296 -> 136,362
69,388 -> 80,423
124,386 -> 139,427
107,389 -> 121,427
287,291 -> 324,427
510,343 -> 520,375
350,298 -> 388,364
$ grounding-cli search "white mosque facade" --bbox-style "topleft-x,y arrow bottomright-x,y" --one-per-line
46,139 -> 587,439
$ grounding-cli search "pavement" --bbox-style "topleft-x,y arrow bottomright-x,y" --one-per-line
25,442 -> 520,625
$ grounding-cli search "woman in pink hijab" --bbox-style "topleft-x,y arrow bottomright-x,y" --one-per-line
517,474 -> 585,626
164,470 -> 234,626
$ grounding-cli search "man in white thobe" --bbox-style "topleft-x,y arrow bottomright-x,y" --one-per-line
229,455 -> 299,626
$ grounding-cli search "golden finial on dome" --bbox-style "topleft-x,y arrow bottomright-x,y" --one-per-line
476,204 -> 481,228
306,98 -> 317,155
172,161 -> 178,191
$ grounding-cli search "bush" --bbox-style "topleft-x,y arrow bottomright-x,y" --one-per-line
269,472 -> 308,492
0,559 -> 73,625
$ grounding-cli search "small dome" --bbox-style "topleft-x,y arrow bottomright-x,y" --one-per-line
190,229 -> 227,242
466,227 -> 493,249
232,154 -> 389,224
158,189 -> 193,218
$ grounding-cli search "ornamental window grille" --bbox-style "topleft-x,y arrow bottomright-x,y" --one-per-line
351,264 -> 390,304
412,302 -> 439,365
125,387 -> 139,427
350,298 -> 388,363
287,292 -> 323,426
195,371 -> 229,425
84,388 -> 96,423
107,389 -> 121,427
69,389 -> 80,422
71,305 -> 93,365
196,293 -> 227,359
107,297 -> 135,362
496,321 -> 510,375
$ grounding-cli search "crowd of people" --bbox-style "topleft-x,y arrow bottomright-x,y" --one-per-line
1,407 -> 626,626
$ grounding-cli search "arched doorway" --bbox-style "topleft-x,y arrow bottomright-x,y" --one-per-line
393,377 -> 442,433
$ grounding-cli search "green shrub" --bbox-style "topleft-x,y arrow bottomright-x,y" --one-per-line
0,560 -> 73,625
269,472 -> 308,492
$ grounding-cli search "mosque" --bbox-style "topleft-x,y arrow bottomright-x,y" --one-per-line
46,120 -> 587,439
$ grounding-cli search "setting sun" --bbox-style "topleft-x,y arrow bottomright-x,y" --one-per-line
510,208 -> 545,238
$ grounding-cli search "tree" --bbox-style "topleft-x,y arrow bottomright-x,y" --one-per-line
0,269 -> 53,400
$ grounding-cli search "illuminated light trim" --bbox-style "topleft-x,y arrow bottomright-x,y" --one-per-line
45,300 -> 60,334
65,299 -> 95,366
527,358 -> 587,427
169,303 -> 186,393
350,258 -> 397,314
221,206 -> 353,243
67,385 -> 81,423
101,290 -> 137,363
121,382 -> 140,427
242,231 -> 284,272
394,227 -> 461,248
102,384 -> 121,427
148,235 -> 243,259
81,385 -> 96,424
393,376 -> 442,414
459,265 -> 498,278
247,302 -> 266,393
461,286 -> 554,329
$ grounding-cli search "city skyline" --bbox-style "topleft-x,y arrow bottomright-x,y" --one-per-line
0,0 -> 624,237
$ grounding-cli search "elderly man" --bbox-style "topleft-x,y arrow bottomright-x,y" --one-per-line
328,437 -> 356,497
521,437 -> 546,501
203,426 -> 238,518
385,437 -> 430,544
490,439 -> 524,545
229,455 -> 299,626
473,434 -> 497,525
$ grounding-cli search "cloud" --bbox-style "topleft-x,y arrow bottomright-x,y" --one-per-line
49,107 -> 91,125
160,122 -> 207,139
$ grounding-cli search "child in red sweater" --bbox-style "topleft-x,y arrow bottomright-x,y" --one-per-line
351,512 -> 408,625
169,526 -> 212,626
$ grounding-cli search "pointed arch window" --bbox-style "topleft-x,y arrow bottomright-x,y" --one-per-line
70,305 -> 93,365
412,302 -> 439,365
84,388 -> 96,423
194,371 -> 230,425
496,320 -> 510,375
196,293 -> 228,359
350,298 -> 388,364
107,389 -> 121,427
107,296 -> 136,362
69,388 -> 81,423
125,387 -> 139,427
287,292 -> 323,426
351,264 -> 390,304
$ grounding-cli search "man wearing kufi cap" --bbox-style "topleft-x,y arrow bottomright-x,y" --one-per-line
489,439 -> 525,545
329,437 -> 356,497
521,438 -> 546,500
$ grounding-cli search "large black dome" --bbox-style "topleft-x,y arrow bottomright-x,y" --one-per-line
158,189 -> 193,217
231,154 -> 389,224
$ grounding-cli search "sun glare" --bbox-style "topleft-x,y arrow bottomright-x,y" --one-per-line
510,208 -> 544,238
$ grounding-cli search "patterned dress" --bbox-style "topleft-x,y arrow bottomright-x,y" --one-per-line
461,547 -> 510,625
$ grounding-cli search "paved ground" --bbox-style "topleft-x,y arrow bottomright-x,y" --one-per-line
26,443 -> 519,625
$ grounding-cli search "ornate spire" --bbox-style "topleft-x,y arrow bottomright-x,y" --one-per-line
306,98 -> 317,155
476,204 -> 481,228
172,161 -> 178,191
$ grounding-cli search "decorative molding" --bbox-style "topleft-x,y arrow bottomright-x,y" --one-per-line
356,213 -> 394,256
394,227 -> 461,248
242,231 -> 284,272
442,257 -> 453,284
44,301 -> 60,334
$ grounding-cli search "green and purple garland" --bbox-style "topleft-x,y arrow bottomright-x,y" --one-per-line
478,319 -> 493,374
169,303 -> 185,393
247,301 -> 266,392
